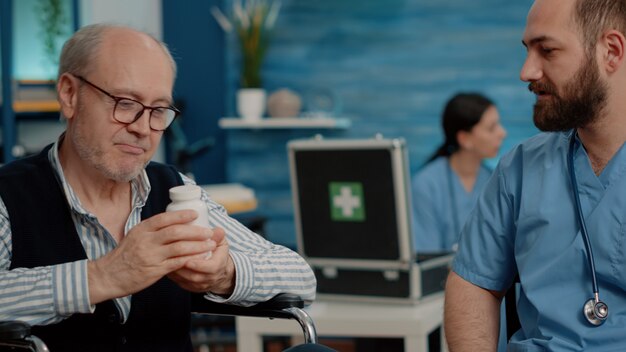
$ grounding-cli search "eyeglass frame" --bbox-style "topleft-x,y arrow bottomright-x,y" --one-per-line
73,74 -> 180,131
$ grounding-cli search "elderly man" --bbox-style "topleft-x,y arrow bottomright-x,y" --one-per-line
0,24 -> 316,351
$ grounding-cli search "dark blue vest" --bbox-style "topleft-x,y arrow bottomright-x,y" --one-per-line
0,145 -> 193,352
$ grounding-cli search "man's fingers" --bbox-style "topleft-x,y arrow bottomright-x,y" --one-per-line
211,227 -> 226,241
162,256 -> 196,273
163,239 -> 213,258
156,224 -> 213,245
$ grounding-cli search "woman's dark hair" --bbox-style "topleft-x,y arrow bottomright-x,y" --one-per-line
427,92 -> 494,163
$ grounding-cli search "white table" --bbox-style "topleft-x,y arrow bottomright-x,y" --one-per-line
236,294 -> 446,352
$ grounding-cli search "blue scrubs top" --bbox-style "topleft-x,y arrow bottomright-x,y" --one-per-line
411,156 -> 492,252
453,131 -> 626,351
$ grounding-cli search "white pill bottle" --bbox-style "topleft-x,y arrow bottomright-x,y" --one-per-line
166,185 -> 212,258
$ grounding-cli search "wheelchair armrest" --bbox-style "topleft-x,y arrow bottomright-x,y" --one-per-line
191,292 -> 306,319
0,321 -> 31,340
191,293 -> 318,344
0,321 -> 49,352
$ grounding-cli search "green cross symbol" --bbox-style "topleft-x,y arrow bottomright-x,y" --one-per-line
329,182 -> 365,222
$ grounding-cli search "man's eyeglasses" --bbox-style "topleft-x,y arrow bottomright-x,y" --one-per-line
75,75 -> 180,131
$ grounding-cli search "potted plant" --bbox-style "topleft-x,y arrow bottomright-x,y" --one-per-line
212,0 -> 281,120
36,0 -> 68,78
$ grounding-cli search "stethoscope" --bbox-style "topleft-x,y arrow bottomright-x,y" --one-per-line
568,132 -> 609,326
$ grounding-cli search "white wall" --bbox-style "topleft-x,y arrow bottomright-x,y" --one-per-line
79,0 -> 162,39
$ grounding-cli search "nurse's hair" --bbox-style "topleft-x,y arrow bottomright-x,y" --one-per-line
574,0 -> 626,56
426,92 -> 494,163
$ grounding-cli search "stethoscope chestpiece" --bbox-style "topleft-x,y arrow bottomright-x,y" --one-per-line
583,298 -> 609,326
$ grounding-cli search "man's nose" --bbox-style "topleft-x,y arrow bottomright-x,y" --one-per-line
127,109 -> 152,134
520,53 -> 543,83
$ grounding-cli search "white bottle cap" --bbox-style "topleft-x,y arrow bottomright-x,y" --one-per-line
169,185 -> 202,202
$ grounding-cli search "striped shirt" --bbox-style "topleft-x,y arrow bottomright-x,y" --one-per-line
0,140 -> 316,325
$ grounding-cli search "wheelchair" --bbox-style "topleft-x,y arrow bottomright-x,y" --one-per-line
0,293 -> 335,352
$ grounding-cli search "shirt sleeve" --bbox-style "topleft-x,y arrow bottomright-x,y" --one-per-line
452,160 -> 517,292
0,197 -> 94,326
181,177 -> 316,305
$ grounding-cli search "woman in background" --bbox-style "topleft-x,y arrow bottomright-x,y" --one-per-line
412,92 -> 507,252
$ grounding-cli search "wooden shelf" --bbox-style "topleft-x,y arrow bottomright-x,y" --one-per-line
13,100 -> 60,113
218,117 -> 351,129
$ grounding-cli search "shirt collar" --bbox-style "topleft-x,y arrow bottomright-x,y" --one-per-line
47,136 -> 151,216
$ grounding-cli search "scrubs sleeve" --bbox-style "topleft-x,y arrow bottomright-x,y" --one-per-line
452,161 -> 517,292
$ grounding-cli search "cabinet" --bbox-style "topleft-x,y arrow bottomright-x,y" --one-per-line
218,117 -> 351,130
1,80 -> 61,161
0,0 -> 78,163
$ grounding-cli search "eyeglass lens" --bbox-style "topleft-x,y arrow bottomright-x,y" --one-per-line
114,99 -> 176,131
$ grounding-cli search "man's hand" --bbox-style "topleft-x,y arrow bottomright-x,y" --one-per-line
167,227 -> 236,296
87,210 -> 213,304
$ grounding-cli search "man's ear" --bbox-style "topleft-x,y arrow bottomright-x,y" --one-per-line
57,73 -> 79,120
600,29 -> 625,73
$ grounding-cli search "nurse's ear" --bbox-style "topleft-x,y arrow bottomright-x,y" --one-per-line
457,130 -> 474,151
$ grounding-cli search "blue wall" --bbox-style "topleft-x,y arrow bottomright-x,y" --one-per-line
220,0 -> 539,248
162,0 -> 227,184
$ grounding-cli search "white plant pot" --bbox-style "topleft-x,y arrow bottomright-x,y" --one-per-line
237,88 -> 266,121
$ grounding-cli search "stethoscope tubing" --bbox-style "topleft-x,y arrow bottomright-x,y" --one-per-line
568,132 -> 601,296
